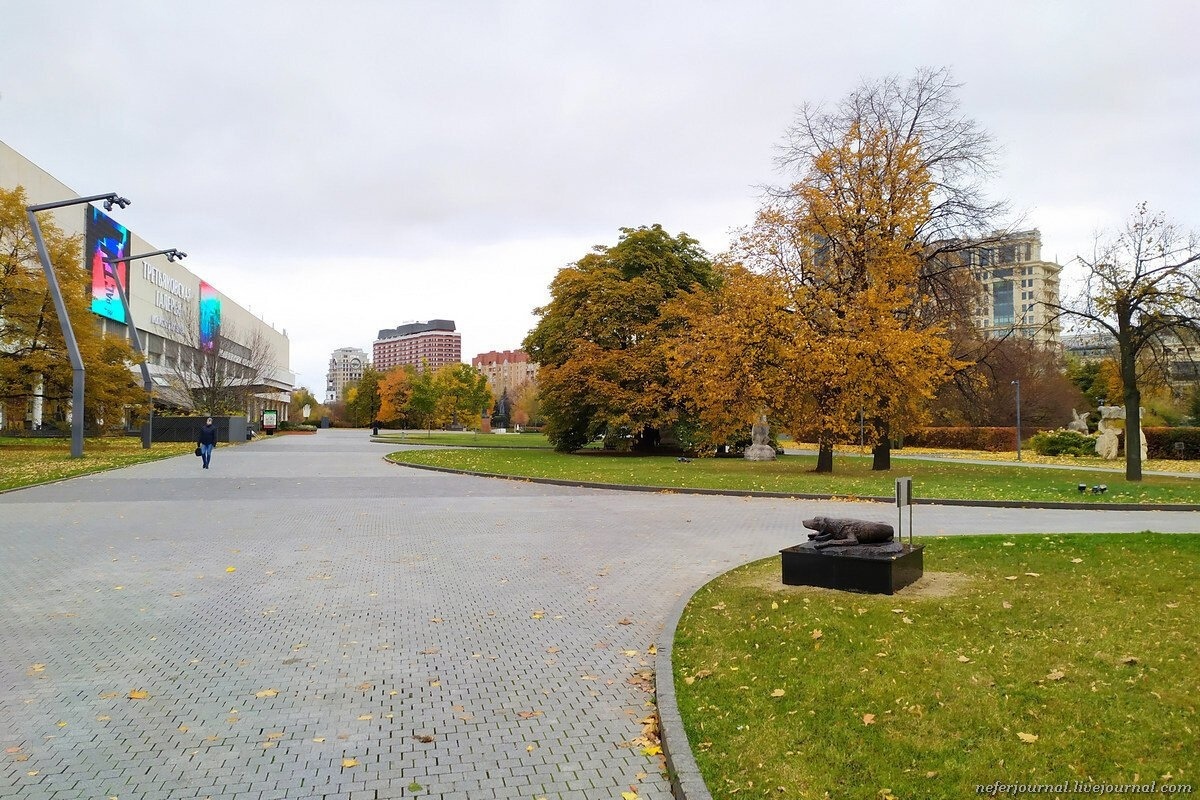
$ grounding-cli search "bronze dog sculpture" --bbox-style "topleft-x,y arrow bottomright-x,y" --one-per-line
803,516 -> 894,549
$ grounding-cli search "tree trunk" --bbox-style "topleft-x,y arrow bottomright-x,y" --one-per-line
815,442 -> 834,473
1123,386 -> 1143,482
1119,334 -> 1143,482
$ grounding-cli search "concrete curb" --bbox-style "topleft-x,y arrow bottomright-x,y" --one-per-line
384,458 -> 1200,512
656,588 -> 714,800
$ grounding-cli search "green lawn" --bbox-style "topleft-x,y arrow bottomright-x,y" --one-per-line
385,448 -> 1200,505
0,437 -> 195,491
673,533 -> 1200,799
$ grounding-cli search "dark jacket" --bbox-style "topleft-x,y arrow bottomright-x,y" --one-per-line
198,423 -> 218,446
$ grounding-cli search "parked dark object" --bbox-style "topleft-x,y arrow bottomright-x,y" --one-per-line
150,416 -> 246,443
781,541 -> 924,595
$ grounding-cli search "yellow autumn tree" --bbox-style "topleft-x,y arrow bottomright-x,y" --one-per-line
665,263 -> 801,450
1,186 -> 145,432
377,367 -> 413,423
728,122 -> 960,472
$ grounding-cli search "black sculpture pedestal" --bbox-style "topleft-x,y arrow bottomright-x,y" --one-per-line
780,541 -> 923,595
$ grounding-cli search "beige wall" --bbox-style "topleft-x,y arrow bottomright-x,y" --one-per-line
2,139 -> 294,407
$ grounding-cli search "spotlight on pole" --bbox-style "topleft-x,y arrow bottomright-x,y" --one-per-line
26,191 -> 132,458
103,248 -> 188,449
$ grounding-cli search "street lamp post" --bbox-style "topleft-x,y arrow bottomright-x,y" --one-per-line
1012,379 -> 1022,462
103,249 -> 188,449
26,193 -> 131,458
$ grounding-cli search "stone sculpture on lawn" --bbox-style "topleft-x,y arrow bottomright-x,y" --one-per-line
743,412 -> 777,461
1095,405 -> 1147,461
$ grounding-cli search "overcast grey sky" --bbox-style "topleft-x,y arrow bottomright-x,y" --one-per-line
2,1 -> 1197,391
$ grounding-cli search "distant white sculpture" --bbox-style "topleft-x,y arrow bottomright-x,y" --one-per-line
1094,405 -> 1148,460
744,413 -> 777,461
1095,405 -> 1124,459
1067,409 -> 1090,434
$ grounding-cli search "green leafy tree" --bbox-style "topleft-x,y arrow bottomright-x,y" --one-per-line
289,386 -> 325,422
1,186 -> 145,432
432,363 -> 491,429
345,368 -> 382,427
524,225 -> 717,452
407,365 -> 439,432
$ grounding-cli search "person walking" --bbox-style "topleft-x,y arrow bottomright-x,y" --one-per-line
198,417 -> 217,469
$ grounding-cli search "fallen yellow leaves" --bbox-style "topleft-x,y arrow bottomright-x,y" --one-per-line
811,629 -> 823,640
341,757 -> 359,768
862,713 -> 876,725
225,566 -> 236,573
771,688 -> 786,698
254,688 -> 279,698
531,610 -> 545,619
127,689 -> 149,700
1017,732 -> 1039,743
517,710 -> 543,719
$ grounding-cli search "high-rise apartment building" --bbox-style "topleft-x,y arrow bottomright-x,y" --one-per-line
472,350 -> 538,398
325,347 -> 368,403
373,320 -> 461,372
962,230 -> 1062,347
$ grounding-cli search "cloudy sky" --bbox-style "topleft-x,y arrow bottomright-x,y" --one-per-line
2,1 -> 1197,390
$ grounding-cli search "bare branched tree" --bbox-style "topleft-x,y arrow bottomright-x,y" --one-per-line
1044,203 -> 1200,480
774,67 -> 1012,322
164,304 -> 280,415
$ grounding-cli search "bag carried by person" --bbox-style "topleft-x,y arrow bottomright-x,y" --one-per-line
195,446 -> 202,457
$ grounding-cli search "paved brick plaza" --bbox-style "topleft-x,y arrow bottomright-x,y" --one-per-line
2,430 -> 1196,799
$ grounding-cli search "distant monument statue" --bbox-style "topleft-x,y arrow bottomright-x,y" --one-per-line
1095,405 -> 1124,459
1067,408 -> 1090,434
743,413 -> 777,461
1094,405 -> 1147,460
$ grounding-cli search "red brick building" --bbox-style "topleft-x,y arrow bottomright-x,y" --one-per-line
373,320 -> 461,372
471,349 -> 538,397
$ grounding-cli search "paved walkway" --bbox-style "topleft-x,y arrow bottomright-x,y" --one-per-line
2,431 -> 1197,800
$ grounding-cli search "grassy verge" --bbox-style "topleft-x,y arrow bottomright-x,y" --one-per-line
385,448 -> 1200,505
0,437 -> 194,491
673,533 -> 1199,799
375,431 -> 552,448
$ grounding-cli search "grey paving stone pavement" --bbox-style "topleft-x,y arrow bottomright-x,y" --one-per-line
2,430 -> 1197,799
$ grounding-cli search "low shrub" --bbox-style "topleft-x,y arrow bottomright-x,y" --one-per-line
1030,429 -> 1097,456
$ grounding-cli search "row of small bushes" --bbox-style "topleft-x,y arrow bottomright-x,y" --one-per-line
912,426 -> 1200,459
903,427 -> 1026,452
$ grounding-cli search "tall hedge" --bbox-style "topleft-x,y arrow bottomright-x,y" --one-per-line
1144,427 -> 1200,459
